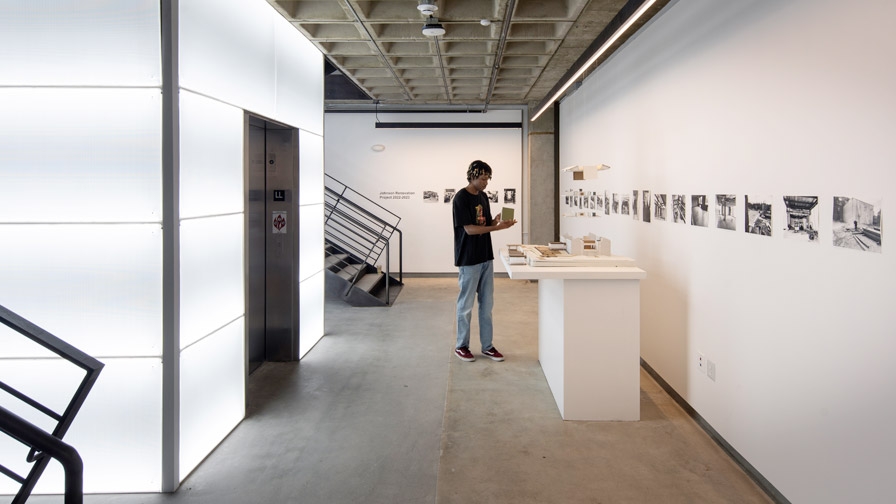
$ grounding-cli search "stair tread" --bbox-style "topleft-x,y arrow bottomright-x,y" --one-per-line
325,253 -> 349,267
354,272 -> 383,292
336,264 -> 363,279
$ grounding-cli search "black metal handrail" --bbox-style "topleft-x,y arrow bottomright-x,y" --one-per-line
0,304 -> 104,504
324,175 -> 403,299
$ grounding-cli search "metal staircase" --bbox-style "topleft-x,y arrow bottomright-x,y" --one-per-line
325,174 -> 403,306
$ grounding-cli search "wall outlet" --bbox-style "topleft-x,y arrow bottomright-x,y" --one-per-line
697,352 -> 705,373
707,360 -> 716,381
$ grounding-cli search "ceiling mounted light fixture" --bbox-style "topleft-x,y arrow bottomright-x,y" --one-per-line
417,2 -> 438,16
422,16 -> 445,37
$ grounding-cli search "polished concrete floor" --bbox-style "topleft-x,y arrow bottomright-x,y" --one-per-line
23,277 -> 773,504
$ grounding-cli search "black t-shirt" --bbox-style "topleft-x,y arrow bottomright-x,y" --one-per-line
452,187 -> 494,266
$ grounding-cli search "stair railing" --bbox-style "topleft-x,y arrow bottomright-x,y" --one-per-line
324,174 -> 403,301
0,304 -> 104,504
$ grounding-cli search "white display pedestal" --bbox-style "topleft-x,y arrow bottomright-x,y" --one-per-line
501,252 -> 646,421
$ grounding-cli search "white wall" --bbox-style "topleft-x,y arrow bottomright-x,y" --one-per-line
177,0 -> 323,482
0,0 -> 324,495
0,0 -> 165,493
558,0 -> 895,502
325,111 -> 524,273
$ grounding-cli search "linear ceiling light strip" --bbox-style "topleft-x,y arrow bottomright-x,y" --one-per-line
484,0 -> 516,112
344,1 -> 411,101
530,0 -> 658,122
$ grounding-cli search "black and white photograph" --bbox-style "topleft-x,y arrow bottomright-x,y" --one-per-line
588,192 -> 597,211
595,193 -> 604,214
691,195 -> 708,227
604,190 -> 610,215
504,188 -> 516,204
612,193 -> 619,214
716,194 -> 736,231
654,193 -> 667,221
631,190 -> 639,219
487,190 -> 499,203
423,190 -> 439,202
444,188 -> 456,203
672,194 -> 686,223
621,194 -> 631,215
782,195 -> 820,242
832,196 -> 882,253
642,190 -> 651,222
745,195 -> 772,236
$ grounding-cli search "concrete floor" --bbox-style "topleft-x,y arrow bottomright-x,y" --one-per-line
23,277 -> 773,504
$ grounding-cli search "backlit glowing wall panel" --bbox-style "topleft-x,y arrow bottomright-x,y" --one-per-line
179,91 -> 245,219
179,319 -> 245,480
0,224 -> 163,357
179,0 -> 275,117
0,1 -> 161,87
299,131 -> 325,206
0,358 -> 163,494
0,88 -> 163,223
299,270 -> 325,358
299,205 -> 324,284
274,17 -> 324,135
179,214 -> 245,349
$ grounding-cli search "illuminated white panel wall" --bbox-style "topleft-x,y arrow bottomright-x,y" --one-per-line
179,91 -> 245,219
274,16 -> 325,135
1,0 -> 325,495
179,319 -> 244,479
176,0 -> 324,483
179,0 -> 324,135
0,0 -> 161,86
299,131 -> 325,357
178,94 -> 246,480
179,0 -> 274,118
0,0 -> 164,492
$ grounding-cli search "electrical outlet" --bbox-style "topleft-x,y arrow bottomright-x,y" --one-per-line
697,352 -> 705,373
707,360 -> 716,381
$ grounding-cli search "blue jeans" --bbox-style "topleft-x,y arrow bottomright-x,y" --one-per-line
456,260 -> 494,351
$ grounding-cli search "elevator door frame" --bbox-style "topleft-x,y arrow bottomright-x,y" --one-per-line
246,114 -> 301,376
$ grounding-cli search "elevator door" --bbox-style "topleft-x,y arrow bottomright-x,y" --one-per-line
247,117 -> 300,374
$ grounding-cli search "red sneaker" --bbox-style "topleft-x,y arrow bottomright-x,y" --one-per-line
482,347 -> 504,362
454,347 -> 475,362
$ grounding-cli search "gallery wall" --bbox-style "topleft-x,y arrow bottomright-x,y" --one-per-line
325,111 -> 524,273
558,0 -> 894,502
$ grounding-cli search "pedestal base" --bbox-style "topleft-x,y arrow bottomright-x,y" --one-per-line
537,278 -> 641,421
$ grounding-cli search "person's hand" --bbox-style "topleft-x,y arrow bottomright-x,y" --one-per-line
493,215 -> 516,230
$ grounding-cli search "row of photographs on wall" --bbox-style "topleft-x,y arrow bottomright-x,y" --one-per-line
428,188 -> 518,205
563,191 -> 882,254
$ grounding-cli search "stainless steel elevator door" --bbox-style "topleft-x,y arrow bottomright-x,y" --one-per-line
246,118 -> 300,373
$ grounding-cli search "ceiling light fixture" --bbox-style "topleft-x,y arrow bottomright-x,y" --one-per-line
530,0 -> 658,122
422,16 -> 445,37
417,2 -> 438,16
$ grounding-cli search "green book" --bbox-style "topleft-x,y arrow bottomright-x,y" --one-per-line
501,207 -> 514,221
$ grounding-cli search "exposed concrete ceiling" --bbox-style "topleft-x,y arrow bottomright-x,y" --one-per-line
268,0 -> 668,111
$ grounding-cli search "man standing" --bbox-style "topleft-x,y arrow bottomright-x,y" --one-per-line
452,160 -> 517,362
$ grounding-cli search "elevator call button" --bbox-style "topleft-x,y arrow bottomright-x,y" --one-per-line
273,190 -> 286,201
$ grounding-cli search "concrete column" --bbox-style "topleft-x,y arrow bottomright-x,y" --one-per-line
527,107 -> 557,244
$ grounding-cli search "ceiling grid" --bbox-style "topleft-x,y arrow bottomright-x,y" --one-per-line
268,0 -> 664,109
